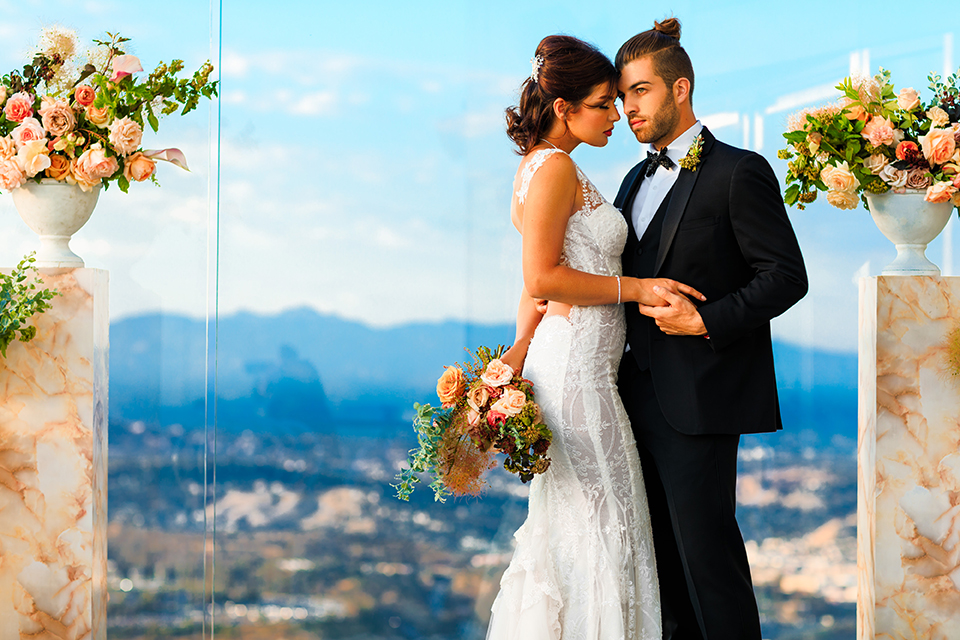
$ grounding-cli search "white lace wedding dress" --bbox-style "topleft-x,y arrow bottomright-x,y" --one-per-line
486,148 -> 660,640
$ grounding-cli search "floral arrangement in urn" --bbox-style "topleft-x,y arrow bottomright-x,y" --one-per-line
0,27 -> 218,194
779,68 -> 960,211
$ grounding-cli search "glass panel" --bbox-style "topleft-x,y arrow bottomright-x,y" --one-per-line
0,2 -> 220,637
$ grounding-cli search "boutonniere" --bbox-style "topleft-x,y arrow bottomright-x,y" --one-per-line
678,133 -> 704,171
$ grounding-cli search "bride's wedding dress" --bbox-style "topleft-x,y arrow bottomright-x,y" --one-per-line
486,148 -> 660,639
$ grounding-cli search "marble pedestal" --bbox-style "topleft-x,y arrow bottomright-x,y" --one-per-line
858,276 -> 960,640
0,269 -> 108,640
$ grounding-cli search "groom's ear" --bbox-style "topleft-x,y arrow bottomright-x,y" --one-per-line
672,77 -> 691,105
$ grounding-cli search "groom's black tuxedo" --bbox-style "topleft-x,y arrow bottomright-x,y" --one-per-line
614,127 -> 806,640
615,127 -> 807,435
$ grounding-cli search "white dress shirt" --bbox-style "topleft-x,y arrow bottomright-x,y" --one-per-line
630,120 -> 703,240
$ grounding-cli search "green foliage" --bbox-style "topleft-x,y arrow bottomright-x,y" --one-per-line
0,253 -> 60,358
392,403 -> 454,502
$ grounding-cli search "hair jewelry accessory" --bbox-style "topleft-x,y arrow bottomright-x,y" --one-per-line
530,55 -> 544,82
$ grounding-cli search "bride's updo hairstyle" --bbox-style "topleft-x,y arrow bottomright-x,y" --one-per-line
615,18 -> 695,104
506,35 -> 617,155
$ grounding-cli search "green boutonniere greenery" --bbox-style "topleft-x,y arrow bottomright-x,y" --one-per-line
678,133 -> 704,171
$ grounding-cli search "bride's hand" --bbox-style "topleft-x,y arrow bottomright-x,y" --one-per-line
624,277 -> 706,307
500,342 -> 528,374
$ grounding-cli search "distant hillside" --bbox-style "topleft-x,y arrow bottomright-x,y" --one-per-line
109,308 -> 858,441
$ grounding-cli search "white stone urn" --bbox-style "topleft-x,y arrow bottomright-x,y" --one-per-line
865,189 -> 955,276
11,179 -> 101,268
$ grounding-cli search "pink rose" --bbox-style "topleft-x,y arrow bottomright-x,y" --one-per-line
85,104 -> 111,126
38,96 -> 75,137
16,139 -> 50,177
486,411 -> 507,428
110,54 -> 143,82
861,116 -> 897,147
466,384 -> 491,413
491,387 -> 527,417
108,116 -> 142,156
74,85 -> 96,108
897,88 -> 921,111
905,168 -> 932,190
71,143 -> 118,191
11,117 -> 45,149
896,141 -> 919,161
826,189 -> 860,210
863,153 -> 889,175
820,161 -> 859,192
123,152 -> 156,182
480,359 -> 514,387
0,157 -> 25,191
919,128 -> 956,166
3,91 -> 33,123
925,181 -> 958,203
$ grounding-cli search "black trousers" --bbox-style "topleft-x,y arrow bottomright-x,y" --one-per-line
618,355 -> 762,640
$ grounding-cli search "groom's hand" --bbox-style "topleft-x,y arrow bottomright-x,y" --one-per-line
638,286 -> 708,336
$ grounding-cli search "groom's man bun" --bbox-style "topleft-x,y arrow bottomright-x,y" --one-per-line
616,17 -> 694,104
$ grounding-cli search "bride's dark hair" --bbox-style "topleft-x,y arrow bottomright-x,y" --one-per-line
506,35 -> 617,155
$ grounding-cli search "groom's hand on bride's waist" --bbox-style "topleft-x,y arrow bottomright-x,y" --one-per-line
638,285 -> 708,337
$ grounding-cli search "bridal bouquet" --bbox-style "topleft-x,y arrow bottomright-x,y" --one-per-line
0,27 -> 218,194
393,345 -> 553,502
778,68 -> 960,211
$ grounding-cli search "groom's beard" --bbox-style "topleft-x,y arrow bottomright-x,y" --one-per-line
632,94 -> 680,148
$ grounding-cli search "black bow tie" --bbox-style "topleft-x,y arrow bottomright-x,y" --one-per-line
645,147 -> 675,177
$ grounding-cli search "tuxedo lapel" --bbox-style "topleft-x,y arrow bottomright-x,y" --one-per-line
653,128 -> 716,275
615,160 -> 647,243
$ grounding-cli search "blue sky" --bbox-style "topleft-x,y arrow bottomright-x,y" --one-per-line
0,0 -> 953,352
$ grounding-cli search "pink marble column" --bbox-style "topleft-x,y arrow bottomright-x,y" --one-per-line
0,269 -> 108,640
858,276 -> 960,640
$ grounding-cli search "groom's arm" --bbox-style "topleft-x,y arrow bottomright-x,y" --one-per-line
696,152 -> 808,351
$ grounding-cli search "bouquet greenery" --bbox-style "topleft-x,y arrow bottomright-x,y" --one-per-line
394,345 -> 553,502
779,68 -> 960,211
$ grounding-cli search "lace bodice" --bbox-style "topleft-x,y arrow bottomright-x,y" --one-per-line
516,148 -> 628,281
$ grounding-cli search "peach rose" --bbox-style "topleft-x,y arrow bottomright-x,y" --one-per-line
467,408 -> 482,428
863,153 -> 889,175
905,168 -> 932,190
466,384 -> 491,413
38,96 -> 75,137
491,387 -> 527,417
436,366 -> 465,406
74,85 -> 96,108
926,181 -> 958,203
3,91 -> 33,123
480,359 -> 514,387
71,143 -> 118,191
826,189 -> 860,210
0,157 -> 25,191
123,152 -> 156,182
920,128 -> 956,166
85,104 -> 111,126
861,116 -> 897,147
840,97 -> 866,121
896,140 -> 918,161
880,164 -> 908,189
11,117 -> 45,149
108,116 -> 142,156
16,139 -> 50,177
0,135 -> 15,159
820,161 -> 860,193
46,153 -> 71,180
927,106 -> 950,128
897,87 -> 921,111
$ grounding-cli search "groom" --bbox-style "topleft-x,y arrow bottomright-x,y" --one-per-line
613,19 -> 807,640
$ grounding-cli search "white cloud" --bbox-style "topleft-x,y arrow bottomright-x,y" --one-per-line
289,91 -> 336,116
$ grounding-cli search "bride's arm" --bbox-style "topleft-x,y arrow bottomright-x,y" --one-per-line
500,287 -> 545,373
522,154 -> 705,306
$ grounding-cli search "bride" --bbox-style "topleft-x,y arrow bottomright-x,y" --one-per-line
487,36 -> 704,639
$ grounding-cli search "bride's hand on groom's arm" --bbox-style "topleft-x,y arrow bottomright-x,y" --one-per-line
636,284 -> 708,336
